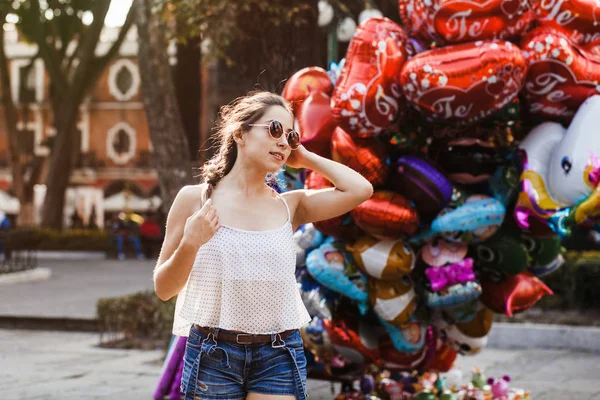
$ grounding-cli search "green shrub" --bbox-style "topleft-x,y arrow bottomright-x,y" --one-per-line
2,228 -> 109,251
97,290 -> 176,347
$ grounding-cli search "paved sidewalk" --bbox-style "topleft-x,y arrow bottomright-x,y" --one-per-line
1,329 -> 600,400
0,259 -> 155,319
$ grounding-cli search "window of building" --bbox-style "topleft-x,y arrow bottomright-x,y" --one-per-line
108,59 -> 140,101
106,122 -> 136,165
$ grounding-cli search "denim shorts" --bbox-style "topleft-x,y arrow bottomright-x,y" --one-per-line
181,325 -> 308,400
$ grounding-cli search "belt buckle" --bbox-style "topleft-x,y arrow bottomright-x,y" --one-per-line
236,333 -> 253,345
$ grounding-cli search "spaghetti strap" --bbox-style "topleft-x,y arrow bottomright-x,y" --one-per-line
273,191 -> 291,222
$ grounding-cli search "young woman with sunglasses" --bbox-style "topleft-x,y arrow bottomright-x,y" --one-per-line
154,91 -> 373,400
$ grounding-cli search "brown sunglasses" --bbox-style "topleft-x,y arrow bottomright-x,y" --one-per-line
249,120 -> 301,150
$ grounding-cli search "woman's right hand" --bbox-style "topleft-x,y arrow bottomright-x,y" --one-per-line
182,198 -> 220,247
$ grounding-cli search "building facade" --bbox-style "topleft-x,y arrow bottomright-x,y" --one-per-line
0,27 -> 176,228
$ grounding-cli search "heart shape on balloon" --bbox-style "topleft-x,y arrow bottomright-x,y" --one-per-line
400,40 -> 526,124
521,27 -> 600,121
399,0 -> 535,45
534,0 -> 600,45
331,17 -> 411,138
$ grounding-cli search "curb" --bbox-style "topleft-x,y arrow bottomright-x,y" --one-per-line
0,316 -> 100,332
0,267 -> 52,285
488,322 -> 600,352
36,251 -> 106,260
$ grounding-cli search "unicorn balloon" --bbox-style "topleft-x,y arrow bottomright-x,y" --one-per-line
516,95 -> 600,235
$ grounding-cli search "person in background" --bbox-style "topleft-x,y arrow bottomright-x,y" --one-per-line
0,211 -> 10,262
140,213 -> 163,259
111,213 -> 144,261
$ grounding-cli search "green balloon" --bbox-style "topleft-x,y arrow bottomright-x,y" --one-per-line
414,391 -> 436,400
439,391 -> 459,400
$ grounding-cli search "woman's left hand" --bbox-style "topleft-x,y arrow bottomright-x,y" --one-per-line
285,145 -> 313,169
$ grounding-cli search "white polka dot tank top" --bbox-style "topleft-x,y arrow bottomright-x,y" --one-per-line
172,190 -> 311,336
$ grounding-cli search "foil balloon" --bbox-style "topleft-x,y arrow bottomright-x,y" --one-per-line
411,195 -> 505,244
331,127 -> 390,187
515,96 -> 600,230
282,66 -> 333,113
305,171 -> 362,241
400,40 -> 527,124
426,281 -> 482,310
533,0 -> 600,45
299,273 -> 334,320
378,317 -> 426,353
586,40 -> 600,57
442,299 -> 480,324
347,235 -> 415,281
398,0 -> 536,45
480,272 -> 553,316
331,17 -> 412,138
436,305 -> 494,356
392,155 -> 453,220
367,275 -> 417,327
322,317 -> 380,365
306,241 -> 369,314
300,316 -> 337,367
294,223 -> 326,252
379,326 -> 435,372
521,27 -> 600,121
350,191 -> 420,239
428,138 -> 506,185
521,232 -> 565,277
295,87 -> 337,158
421,239 -> 468,268
470,223 -> 529,279
294,223 -> 325,267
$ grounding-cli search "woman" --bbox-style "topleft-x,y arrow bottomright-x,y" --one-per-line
154,91 -> 373,400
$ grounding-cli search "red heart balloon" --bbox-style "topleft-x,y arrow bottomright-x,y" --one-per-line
521,27 -> 600,121
305,171 -> 361,241
533,0 -> 600,45
400,40 -> 527,123
480,272 -> 553,317
398,0 -> 536,45
331,127 -> 390,187
331,17 -> 411,138
296,88 -> 336,158
350,191 -> 419,239
585,40 -> 600,57
282,66 -> 333,113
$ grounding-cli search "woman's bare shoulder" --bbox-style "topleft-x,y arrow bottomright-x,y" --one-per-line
172,183 -> 208,211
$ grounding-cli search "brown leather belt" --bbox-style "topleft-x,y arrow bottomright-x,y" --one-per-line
194,325 -> 295,345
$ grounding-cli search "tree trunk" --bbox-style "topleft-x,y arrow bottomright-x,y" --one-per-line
0,15 -> 40,227
135,0 -> 195,213
40,102 -> 78,229
174,37 -> 201,163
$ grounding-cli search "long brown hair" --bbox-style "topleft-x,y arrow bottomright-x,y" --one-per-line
198,91 -> 293,195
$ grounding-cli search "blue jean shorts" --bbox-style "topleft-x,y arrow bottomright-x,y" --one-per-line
181,325 -> 308,400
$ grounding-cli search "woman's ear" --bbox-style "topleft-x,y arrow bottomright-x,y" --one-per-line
233,129 -> 245,145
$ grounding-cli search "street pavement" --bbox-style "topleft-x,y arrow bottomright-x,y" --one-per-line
1,259 -> 599,399
1,328 -> 599,399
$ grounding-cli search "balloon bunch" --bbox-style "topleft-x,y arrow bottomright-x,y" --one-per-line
281,0 -> 600,383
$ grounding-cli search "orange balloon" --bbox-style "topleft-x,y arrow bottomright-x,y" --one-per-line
282,67 -> 333,113
350,191 -> 419,239
331,127 -> 390,187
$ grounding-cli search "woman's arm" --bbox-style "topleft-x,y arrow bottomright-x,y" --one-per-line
283,146 -> 373,230
153,184 -> 219,301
